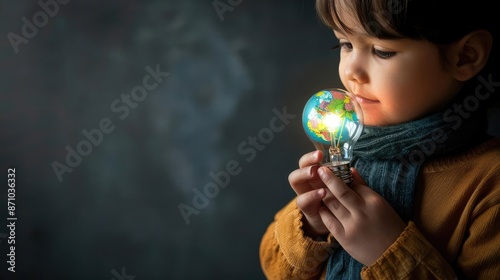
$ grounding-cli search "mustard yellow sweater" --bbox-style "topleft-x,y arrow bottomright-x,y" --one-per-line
260,138 -> 500,279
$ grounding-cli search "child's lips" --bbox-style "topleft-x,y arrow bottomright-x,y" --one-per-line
355,95 -> 379,104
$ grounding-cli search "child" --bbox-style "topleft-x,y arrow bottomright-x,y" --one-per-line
260,0 -> 500,279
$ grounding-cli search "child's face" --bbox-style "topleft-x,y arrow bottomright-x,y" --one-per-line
334,24 -> 461,126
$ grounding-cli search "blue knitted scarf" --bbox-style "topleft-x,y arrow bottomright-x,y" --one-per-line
325,106 -> 488,279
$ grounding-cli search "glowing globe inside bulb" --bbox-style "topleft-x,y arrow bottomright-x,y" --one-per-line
323,114 -> 342,132
302,89 -> 363,147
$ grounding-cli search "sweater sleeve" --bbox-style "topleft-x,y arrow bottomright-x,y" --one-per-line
455,203 -> 500,279
361,221 -> 456,280
259,198 -> 336,280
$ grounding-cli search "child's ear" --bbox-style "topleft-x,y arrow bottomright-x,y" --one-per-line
451,30 -> 493,82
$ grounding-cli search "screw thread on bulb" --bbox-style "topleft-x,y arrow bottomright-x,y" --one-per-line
322,162 -> 353,185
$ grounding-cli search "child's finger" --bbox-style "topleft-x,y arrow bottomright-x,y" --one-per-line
288,165 -> 321,195
296,188 -> 327,215
318,166 -> 362,212
319,206 -> 344,238
298,150 -> 323,168
322,188 -> 351,221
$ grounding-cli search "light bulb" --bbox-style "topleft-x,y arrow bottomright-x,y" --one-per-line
302,88 -> 364,184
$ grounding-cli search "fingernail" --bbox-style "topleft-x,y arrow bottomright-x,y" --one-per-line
317,188 -> 325,197
318,167 -> 328,179
313,151 -> 320,160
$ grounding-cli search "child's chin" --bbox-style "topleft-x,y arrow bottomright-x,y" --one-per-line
363,117 -> 397,127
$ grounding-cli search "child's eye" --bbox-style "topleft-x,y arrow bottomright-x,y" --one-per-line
373,48 -> 396,59
339,42 -> 353,51
332,42 -> 353,52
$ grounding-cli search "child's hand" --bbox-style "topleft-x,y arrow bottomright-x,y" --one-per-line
317,166 -> 407,266
288,150 -> 330,238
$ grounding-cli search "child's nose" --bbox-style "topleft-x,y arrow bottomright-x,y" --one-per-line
343,52 -> 369,84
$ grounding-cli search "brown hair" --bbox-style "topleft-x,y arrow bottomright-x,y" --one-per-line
316,0 -> 496,41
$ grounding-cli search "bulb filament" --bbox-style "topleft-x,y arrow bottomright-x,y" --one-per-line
328,118 -> 346,164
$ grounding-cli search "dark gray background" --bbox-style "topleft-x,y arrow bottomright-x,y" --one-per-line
1,1 -> 499,280
0,1 -> 339,279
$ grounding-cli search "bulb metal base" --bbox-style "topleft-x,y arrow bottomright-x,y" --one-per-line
322,162 -> 353,185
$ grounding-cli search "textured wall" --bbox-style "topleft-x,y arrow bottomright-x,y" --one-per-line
0,1 -> 338,279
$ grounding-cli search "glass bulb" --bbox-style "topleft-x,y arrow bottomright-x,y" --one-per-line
302,88 -> 364,184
